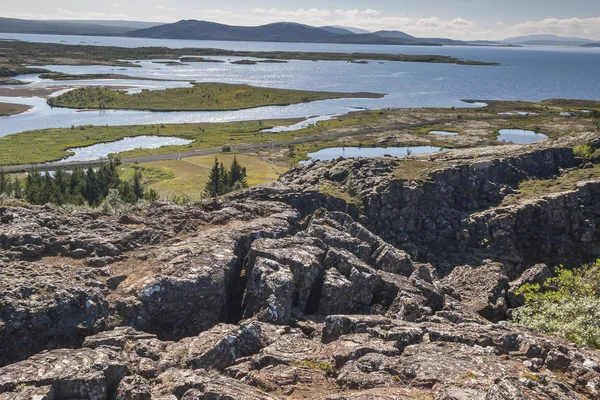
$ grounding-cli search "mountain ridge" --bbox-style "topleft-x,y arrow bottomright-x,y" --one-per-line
126,19 -> 438,45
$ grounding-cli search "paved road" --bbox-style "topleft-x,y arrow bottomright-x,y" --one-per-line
2,113 -> 532,172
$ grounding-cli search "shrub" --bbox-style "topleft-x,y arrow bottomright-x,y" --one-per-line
573,143 -> 594,159
512,262 -> 600,348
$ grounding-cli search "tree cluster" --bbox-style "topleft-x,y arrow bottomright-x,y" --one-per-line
204,155 -> 248,198
0,160 -> 158,206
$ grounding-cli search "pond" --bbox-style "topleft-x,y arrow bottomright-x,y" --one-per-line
428,130 -> 458,136
497,129 -> 548,144
302,146 -> 443,164
59,135 -> 193,162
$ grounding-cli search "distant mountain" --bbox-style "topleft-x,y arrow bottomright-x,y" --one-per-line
373,30 -> 416,40
46,20 -> 161,30
320,26 -> 355,35
127,20 -> 437,45
373,30 -> 468,45
0,17 -> 144,36
583,42 -> 600,47
323,25 -> 371,35
504,34 -> 595,46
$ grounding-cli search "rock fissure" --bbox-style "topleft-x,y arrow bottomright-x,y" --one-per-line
3,139 -> 600,398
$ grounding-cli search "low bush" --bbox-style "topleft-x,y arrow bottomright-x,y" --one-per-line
512,261 -> 600,348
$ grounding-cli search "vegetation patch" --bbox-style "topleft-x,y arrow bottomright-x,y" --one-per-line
512,261 -> 600,348
501,164 -> 600,206
47,83 -> 383,111
289,360 -> 336,375
390,159 -> 446,182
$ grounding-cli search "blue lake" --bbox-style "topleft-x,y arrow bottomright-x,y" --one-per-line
1,33 -> 600,137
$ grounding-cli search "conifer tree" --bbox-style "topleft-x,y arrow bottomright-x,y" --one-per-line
13,176 -> 22,199
0,169 -> 6,194
132,169 -> 144,199
53,168 -> 69,205
219,162 -> 230,194
229,155 -> 243,186
204,157 -> 222,198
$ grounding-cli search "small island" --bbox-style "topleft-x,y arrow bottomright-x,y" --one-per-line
0,102 -> 31,117
46,82 -> 385,112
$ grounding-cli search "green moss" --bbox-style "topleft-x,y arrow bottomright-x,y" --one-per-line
522,373 -> 542,383
501,164 -> 600,206
318,183 -> 364,210
289,360 -> 336,375
458,371 -> 480,381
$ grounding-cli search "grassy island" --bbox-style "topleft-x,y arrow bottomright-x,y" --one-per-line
0,102 -> 31,116
46,82 -> 384,112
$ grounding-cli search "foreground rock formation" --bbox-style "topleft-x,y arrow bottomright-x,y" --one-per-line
2,138 -> 600,399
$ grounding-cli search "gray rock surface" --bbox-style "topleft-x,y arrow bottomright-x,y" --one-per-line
2,143 -> 600,398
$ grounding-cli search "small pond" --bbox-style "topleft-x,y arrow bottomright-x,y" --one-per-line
302,146 -> 443,164
428,130 -> 458,136
59,136 -> 193,162
497,129 -> 548,144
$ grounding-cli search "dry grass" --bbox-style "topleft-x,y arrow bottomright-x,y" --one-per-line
131,153 -> 288,200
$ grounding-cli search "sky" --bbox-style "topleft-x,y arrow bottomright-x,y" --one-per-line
4,0 -> 600,40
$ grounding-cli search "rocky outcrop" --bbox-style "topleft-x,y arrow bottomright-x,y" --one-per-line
2,142 -> 600,398
253,146 -> 600,277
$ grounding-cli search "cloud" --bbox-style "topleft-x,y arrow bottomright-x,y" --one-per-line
507,17 -> 600,39
252,8 -> 330,18
154,4 -> 174,12
7,6 -> 600,41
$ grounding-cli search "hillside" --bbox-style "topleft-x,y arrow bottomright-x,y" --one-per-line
126,20 -> 436,45
0,17 -> 139,36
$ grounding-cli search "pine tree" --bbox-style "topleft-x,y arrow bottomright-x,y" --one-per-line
118,181 -> 137,204
69,168 -> 86,205
229,155 -> 243,186
0,169 -> 6,194
13,176 -> 22,199
25,170 -> 43,204
53,168 -> 69,205
132,169 -> 144,200
84,167 -> 101,206
219,162 -> 230,194
204,157 -> 222,198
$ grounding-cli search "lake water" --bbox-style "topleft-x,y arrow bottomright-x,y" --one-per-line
1,33 -> 600,138
58,136 -> 193,162
497,129 -> 548,144
303,146 -> 443,163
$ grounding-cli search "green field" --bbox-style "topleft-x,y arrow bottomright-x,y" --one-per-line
121,154 -> 288,200
47,83 -> 383,112
0,116 -> 366,166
